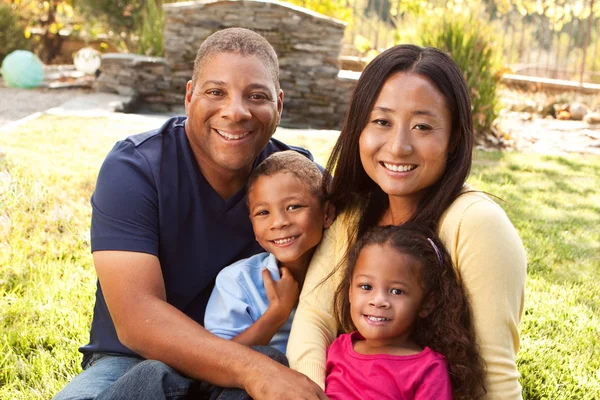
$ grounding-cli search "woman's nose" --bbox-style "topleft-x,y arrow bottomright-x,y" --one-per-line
389,128 -> 413,156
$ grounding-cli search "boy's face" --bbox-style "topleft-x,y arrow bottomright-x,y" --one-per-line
248,172 -> 333,274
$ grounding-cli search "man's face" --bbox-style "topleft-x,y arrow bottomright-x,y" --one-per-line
184,52 -> 283,184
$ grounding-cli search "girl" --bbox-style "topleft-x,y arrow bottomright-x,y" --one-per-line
326,225 -> 485,399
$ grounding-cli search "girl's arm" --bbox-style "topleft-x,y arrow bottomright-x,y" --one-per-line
440,193 -> 527,399
287,218 -> 348,388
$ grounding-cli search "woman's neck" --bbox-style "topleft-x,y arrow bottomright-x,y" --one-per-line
380,195 -> 419,225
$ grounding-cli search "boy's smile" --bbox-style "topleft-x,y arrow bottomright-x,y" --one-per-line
248,172 -> 332,283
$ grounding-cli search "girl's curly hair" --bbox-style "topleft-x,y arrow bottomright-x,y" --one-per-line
334,224 -> 486,400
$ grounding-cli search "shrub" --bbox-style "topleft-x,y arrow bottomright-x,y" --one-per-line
0,3 -> 30,63
417,15 -> 502,139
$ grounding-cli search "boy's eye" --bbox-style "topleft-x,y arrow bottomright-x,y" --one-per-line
286,204 -> 303,211
254,210 -> 268,217
391,288 -> 404,295
359,284 -> 372,291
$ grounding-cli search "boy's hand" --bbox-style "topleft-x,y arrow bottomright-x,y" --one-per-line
263,267 -> 299,324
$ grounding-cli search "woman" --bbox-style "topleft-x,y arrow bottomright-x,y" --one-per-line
287,44 -> 527,399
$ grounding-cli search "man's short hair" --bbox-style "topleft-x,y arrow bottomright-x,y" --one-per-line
247,151 -> 324,201
191,27 -> 280,92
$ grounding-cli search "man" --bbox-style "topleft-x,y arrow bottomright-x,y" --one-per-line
54,28 -> 327,400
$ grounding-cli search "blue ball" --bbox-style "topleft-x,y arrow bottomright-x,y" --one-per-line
1,50 -> 45,89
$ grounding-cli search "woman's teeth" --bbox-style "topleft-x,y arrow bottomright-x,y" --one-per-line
382,162 -> 416,172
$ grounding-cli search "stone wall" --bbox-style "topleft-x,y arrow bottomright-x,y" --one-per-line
96,0 -> 358,129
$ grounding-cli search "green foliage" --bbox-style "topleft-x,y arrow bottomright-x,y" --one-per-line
135,0 -> 164,56
0,3 -> 29,62
417,15 -> 502,137
283,0 -> 352,22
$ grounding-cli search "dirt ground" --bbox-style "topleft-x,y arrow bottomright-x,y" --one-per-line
1,83 -> 599,156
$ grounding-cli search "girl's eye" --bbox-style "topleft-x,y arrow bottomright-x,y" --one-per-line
391,288 -> 404,295
359,284 -> 372,291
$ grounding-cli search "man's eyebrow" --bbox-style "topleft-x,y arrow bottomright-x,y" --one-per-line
201,80 -> 227,87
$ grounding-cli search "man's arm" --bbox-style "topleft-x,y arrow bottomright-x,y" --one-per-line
94,250 -> 327,399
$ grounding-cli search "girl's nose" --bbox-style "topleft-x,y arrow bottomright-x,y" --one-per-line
369,291 -> 390,308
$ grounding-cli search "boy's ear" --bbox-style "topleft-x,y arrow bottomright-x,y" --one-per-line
323,201 -> 335,229
418,295 -> 435,318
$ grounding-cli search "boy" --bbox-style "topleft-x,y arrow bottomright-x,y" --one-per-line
204,151 -> 334,353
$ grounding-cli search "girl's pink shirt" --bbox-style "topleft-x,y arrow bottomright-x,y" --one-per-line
325,332 -> 452,400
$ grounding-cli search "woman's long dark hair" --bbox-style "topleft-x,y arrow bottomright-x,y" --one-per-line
324,44 -> 473,238
334,225 -> 486,400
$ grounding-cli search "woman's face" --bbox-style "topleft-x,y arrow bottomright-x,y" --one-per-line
359,72 -> 452,209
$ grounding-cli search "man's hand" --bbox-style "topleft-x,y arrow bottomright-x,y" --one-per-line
245,361 -> 329,400
263,267 -> 299,324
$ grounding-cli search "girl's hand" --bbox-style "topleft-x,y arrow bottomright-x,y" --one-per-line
263,267 -> 299,325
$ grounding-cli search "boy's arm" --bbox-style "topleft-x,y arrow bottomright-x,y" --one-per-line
233,267 -> 298,347
205,266 -> 298,347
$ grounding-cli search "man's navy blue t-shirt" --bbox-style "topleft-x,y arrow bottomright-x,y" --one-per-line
81,116 -> 314,363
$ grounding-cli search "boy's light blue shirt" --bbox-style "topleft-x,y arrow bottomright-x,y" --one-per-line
204,252 -> 295,354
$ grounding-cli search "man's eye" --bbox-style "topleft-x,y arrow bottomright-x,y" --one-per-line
206,90 -> 224,96
249,93 -> 268,100
391,288 -> 404,295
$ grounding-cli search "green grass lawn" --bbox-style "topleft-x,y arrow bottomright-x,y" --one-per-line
1,115 -> 599,399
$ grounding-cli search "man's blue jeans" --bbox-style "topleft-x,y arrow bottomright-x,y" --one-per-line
52,346 -> 287,400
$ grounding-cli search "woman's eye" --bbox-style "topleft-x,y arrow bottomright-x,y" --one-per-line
391,288 -> 404,295
359,284 -> 372,291
414,123 -> 432,131
373,119 -> 389,126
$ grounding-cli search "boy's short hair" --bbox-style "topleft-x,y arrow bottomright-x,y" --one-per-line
191,27 -> 280,92
247,151 -> 323,200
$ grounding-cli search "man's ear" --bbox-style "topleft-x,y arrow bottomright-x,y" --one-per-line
323,201 -> 335,229
184,80 -> 193,116
277,89 -> 284,122
418,295 -> 435,318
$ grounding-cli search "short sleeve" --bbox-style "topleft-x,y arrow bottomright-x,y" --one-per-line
413,356 -> 452,400
91,140 -> 159,255
204,268 -> 255,339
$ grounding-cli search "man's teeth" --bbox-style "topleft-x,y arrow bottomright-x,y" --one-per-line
216,129 -> 249,140
383,162 -> 416,172
273,236 -> 298,245
366,315 -> 390,322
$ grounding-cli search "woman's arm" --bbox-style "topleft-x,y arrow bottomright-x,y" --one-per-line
287,218 -> 348,388
441,193 -> 527,399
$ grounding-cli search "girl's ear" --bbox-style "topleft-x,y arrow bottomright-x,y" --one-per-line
418,295 -> 435,318
323,201 -> 335,229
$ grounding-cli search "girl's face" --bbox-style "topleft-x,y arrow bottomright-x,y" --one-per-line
358,72 -> 451,210
349,243 -> 429,350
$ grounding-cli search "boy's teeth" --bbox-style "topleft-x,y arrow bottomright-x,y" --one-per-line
216,129 -> 249,140
367,315 -> 389,322
382,162 -> 416,172
273,236 -> 297,245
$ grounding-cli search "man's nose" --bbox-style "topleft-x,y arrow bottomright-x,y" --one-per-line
222,95 -> 251,121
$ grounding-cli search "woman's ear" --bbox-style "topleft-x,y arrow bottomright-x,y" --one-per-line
418,295 -> 435,318
323,201 -> 335,229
